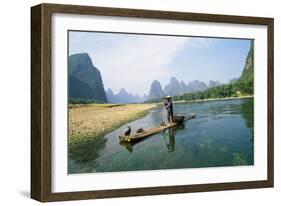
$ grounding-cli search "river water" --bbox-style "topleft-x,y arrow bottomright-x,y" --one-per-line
69,98 -> 254,173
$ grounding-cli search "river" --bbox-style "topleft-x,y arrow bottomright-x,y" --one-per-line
68,98 -> 254,173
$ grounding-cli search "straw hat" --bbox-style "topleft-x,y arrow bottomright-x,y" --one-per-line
164,95 -> 173,99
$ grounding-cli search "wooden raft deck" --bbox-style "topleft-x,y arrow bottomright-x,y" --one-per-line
119,113 -> 196,143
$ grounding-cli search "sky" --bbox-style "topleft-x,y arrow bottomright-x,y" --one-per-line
69,31 -> 251,96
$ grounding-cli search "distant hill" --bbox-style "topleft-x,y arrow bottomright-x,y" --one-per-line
188,80 -> 208,91
209,80 -> 222,88
149,80 -> 165,100
240,40 -> 254,82
105,88 -> 115,103
148,77 -> 212,100
164,77 -> 182,96
229,78 -> 239,84
68,53 -> 107,103
106,88 -> 147,103
180,81 -> 193,94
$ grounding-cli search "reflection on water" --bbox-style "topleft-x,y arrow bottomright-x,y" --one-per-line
69,98 -> 254,174
163,126 -> 183,152
165,127 -> 176,152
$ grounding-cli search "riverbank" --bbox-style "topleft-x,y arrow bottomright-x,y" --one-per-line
172,95 -> 254,104
69,103 -> 156,148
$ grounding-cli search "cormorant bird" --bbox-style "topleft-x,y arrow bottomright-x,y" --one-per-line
136,128 -> 144,133
124,126 -> 131,136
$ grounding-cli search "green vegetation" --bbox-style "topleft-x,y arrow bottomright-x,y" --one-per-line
240,41 -> 254,82
69,98 -> 107,104
173,80 -> 253,101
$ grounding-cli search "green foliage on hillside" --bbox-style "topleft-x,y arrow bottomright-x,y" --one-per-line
240,41 -> 254,82
173,80 -> 253,101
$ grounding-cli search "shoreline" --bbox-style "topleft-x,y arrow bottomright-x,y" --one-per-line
69,103 -> 156,148
172,95 -> 254,104
69,95 -> 253,147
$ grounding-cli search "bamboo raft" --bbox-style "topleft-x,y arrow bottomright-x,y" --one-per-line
119,113 -> 196,143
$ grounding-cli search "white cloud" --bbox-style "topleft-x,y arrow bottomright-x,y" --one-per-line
69,32 -> 216,96
89,35 -> 191,95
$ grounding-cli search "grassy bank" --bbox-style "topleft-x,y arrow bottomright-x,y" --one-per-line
69,103 -> 156,149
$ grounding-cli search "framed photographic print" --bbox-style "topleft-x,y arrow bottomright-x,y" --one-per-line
31,3 -> 274,202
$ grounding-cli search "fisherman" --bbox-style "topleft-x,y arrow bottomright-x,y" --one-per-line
164,96 -> 174,124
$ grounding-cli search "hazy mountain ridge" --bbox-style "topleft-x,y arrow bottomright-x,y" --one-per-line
209,80 -> 222,88
106,88 -> 147,104
148,77 -> 221,100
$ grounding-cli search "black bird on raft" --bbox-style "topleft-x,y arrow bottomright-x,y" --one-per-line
160,121 -> 166,126
124,126 -> 131,136
136,128 -> 145,133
